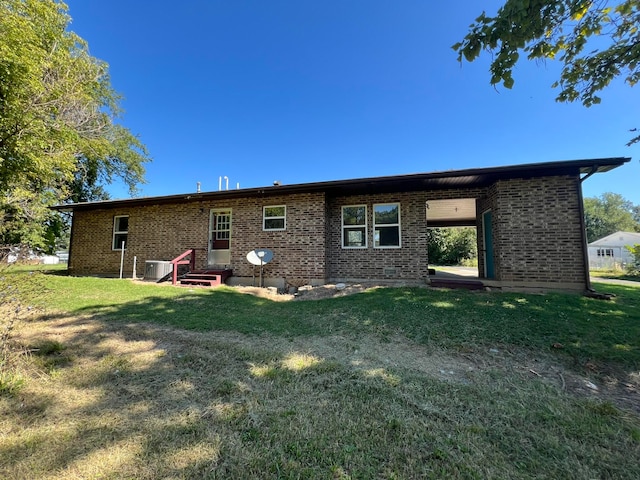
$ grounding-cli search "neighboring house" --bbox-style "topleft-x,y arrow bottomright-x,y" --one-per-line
588,231 -> 640,269
1,246 -> 44,264
52,157 -> 630,293
0,247 -> 68,264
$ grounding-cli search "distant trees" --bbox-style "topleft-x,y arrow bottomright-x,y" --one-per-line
583,192 -> 640,243
427,227 -> 477,265
0,0 -> 150,251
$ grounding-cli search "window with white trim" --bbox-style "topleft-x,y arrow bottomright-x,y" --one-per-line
112,215 -> 129,250
263,206 -> 286,231
596,248 -> 614,257
373,203 -> 400,248
342,205 -> 367,248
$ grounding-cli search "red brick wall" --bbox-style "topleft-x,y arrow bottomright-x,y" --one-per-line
326,193 -> 428,282
491,175 -> 586,286
230,193 -> 326,284
68,176 -> 588,290
69,192 -> 327,284
327,188 -> 486,282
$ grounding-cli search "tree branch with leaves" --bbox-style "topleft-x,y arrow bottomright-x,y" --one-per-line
0,0 -> 150,251
453,0 -> 640,144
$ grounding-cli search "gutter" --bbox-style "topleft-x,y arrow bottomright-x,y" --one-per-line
51,157 -> 630,212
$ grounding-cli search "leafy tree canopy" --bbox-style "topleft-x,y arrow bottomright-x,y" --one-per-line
0,0 -> 150,251
453,0 -> 640,144
427,227 -> 478,265
583,192 -> 640,242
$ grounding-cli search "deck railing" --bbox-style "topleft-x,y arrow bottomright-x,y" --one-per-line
169,249 -> 197,285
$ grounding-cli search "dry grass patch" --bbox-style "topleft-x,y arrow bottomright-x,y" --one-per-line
2,268 -> 639,478
1,311 -> 639,479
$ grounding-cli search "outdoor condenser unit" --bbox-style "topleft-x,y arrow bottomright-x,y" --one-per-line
144,260 -> 173,281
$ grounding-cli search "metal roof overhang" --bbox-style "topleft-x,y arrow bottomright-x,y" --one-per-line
51,157 -> 631,212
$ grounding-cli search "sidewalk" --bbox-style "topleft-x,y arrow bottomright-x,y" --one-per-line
590,277 -> 640,287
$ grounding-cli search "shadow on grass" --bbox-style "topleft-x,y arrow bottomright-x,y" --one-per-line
59,282 -> 640,371
2,274 -> 640,478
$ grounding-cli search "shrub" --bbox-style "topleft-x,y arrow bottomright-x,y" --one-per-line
625,244 -> 640,276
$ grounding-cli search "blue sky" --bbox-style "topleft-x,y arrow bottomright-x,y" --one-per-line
65,0 -> 639,204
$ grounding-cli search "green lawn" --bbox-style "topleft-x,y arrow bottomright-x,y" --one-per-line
1,265 -> 639,479
14,266 -> 640,369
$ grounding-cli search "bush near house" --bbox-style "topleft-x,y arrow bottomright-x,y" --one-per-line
625,244 -> 640,276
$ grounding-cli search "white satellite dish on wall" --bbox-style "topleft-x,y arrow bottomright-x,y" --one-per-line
246,248 -> 274,266
246,248 -> 274,287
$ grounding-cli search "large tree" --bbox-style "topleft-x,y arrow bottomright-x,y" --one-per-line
583,192 -> 640,242
0,0 -> 149,251
453,0 -> 640,144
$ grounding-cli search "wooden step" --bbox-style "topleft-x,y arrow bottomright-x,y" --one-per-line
184,273 -> 222,280
178,268 -> 233,287
180,278 -> 220,287
190,269 -> 232,280
429,278 -> 485,290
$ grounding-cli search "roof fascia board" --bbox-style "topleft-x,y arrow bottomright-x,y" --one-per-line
51,157 -> 630,212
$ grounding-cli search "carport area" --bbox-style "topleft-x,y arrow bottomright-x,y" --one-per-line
426,198 -> 487,289
428,265 -> 486,290
430,266 -> 479,279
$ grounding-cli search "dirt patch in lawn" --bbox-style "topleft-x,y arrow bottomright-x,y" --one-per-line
144,281 -> 383,301
11,311 -> 640,415
2,309 -> 639,479
230,283 -> 380,302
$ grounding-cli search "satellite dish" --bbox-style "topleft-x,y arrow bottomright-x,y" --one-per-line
246,249 -> 274,288
246,248 -> 274,266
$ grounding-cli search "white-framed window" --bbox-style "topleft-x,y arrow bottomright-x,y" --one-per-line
342,205 -> 367,248
263,205 -> 286,231
597,248 -> 614,257
112,215 -> 129,250
213,210 -> 231,241
373,203 -> 400,248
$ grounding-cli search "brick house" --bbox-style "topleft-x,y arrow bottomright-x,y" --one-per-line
53,157 -> 629,292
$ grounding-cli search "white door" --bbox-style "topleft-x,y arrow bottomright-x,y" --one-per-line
208,209 -> 231,266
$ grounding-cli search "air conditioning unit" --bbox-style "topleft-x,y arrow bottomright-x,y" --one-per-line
144,260 -> 173,281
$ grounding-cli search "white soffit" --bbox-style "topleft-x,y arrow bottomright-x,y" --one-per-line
426,198 -> 476,221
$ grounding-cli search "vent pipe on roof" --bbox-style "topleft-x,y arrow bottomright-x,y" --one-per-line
196,182 -> 201,193
224,176 -> 229,190
218,176 -> 222,191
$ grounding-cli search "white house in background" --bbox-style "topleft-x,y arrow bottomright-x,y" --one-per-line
588,231 -> 640,269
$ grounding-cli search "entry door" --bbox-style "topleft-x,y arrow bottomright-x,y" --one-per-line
208,209 -> 231,265
482,210 -> 494,278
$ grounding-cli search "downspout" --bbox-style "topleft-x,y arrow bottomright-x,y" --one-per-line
67,211 -> 75,273
425,202 -> 430,284
578,166 -> 598,292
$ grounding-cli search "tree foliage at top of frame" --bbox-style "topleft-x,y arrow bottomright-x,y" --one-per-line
453,0 -> 640,144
